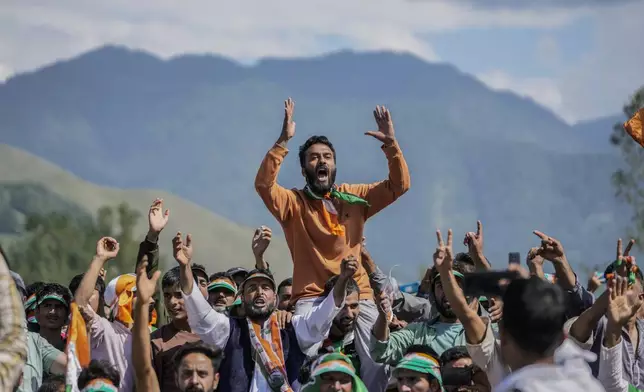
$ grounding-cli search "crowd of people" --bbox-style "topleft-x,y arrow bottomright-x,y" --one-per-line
0,98 -> 643,392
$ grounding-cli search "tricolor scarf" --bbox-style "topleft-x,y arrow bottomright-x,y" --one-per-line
303,185 -> 369,236
247,313 -> 293,392
65,302 -> 90,392
394,352 -> 444,392
301,352 -> 368,392
80,378 -> 118,392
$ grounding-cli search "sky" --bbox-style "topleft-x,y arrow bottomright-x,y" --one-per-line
1,0 -> 642,124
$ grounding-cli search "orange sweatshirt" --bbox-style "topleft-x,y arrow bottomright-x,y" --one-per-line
255,141 -> 411,303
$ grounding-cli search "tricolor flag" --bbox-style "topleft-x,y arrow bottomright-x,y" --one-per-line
65,302 -> 90,392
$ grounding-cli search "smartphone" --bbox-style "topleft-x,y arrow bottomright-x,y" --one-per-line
462,271 -> 523,298
508,252 -> 521,265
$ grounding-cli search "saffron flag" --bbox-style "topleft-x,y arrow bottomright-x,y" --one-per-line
624,108 -> 644,147
65,302 -> 90,392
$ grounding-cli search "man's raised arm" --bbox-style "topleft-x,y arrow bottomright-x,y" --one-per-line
174,233 -> 231,349
347,106 -> 410,219
255,98 -> 299,222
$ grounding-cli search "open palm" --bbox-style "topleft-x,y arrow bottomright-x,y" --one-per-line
607,276 -> 642,327
365,106 -> 396,145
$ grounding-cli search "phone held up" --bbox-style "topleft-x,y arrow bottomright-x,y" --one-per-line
508,252 -> 521,265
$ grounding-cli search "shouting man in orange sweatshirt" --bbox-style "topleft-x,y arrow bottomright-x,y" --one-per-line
255,98 -> 410,391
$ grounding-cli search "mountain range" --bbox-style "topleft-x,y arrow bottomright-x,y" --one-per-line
0,45 -> 630,281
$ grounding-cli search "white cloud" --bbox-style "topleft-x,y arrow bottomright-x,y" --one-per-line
476,70 -> 575,122
0,1 -> 639,123
557,1 -> 644,122
0,0 -> 578,78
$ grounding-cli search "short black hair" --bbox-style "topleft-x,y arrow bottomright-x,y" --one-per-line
323,275 -> 360,298
454,252 -> 475,267
26,282 -> 46,298
502,277 -> 566,357
298,136 -> 336,168
163,265 -> 207,290
37,374 -> 66,392
439,346 -> 470,365
36,283 -> 72,310
162,266 -> 181,289
278,278 -> 293,294
78,359 -> 121,389
69,273 -> 105,298
173,341 -> 224,373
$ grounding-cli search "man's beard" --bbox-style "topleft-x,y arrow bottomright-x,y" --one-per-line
332,316 -> 355,335
435,297 -> 456,320
305,164 -> 336,195
244,301 -> 276,321
184,385 -> 205,392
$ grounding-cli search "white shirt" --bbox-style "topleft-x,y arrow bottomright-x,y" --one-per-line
182,282 -> 344,392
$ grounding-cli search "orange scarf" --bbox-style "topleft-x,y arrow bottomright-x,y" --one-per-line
247,313 -> 293,391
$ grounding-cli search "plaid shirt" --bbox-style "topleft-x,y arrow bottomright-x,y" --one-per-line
0,255 -> 27,390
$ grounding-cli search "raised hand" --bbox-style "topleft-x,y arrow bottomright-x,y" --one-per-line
135,261 -> 161,305
365,106 -> 396,145
533,231 -> 567,264
526,247 -> 545,267
376,290 -> 392,316
279,98 -> 296,143
148,198 -> 169,234
341,255 -> 359,279
606,275 -> 642,329
252,226 -> 272,259
172,232 -> 193,266
433,229 -> 454,273
96,237 -> 119,261
616,238 -> 636,272
587,273 -> 602,293
464,220 -> 484,258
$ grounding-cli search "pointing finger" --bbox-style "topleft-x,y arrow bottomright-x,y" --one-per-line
477,220 -> 483,237
617,238 -> 623,258
533,230 -> 549,241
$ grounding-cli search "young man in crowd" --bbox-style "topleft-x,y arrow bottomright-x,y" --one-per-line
77,360 -> 121,392
176,232 -> 355,391
278,278 -> 294,311
392,346 -> 443,392
151,266 -> 204,392
255,98 -> 410,391
34,283 -> 71,351
133,258 -> 225,392
567,238 -> 644,389
74,198 -> 168,391
301,352 -> 368,392
371,239 -> 479,365
439,346 -> 490,392
206,272 -> 237,312
312,273 -> 389,388
25,282 -> 45,332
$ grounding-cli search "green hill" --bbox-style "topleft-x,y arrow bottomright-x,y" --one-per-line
0,143 -> 293,281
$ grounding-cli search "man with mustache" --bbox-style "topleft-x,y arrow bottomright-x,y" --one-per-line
150,265 -> 208,392
206,273 -> 237,312
176,233 -> 356,392
255,98 -> 410,390
372,231 -> 479,366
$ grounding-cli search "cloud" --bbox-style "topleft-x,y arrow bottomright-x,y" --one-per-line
0,0 -> 579,77
476,70 -> 573,122
557,1 -> 644,121
442,0 -> 638,9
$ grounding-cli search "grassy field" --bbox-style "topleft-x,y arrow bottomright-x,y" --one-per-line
0,144 -> 293,281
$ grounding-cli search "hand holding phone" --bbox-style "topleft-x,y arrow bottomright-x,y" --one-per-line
508,252 -> 521,265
